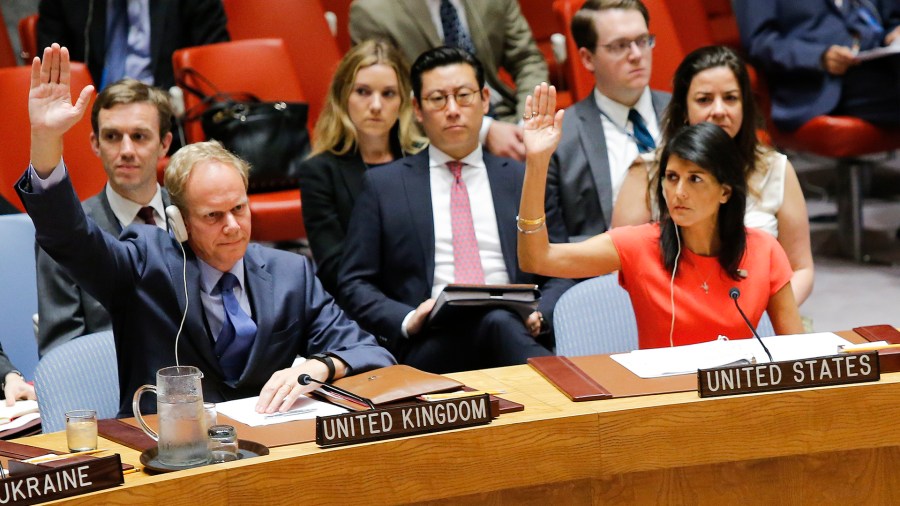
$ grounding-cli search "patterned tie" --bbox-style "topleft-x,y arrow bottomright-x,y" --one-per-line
447,161 -> 485,284
136,206 -> 155,226
439,0 -> 477,55
102,0 -> 129,89
214,273 -> 257,382
628,109 -> 656,154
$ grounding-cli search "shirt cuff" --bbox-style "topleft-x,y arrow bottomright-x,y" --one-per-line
479,116 -> 494,144
28,158 -> 66,193
400,309 -> 416,339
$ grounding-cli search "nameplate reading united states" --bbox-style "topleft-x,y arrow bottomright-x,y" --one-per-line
316,394 -> 492,447
697,352 -> 880,398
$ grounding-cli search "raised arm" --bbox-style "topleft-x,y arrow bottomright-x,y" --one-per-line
29,44 -> 94,174
518,83 -> 622,279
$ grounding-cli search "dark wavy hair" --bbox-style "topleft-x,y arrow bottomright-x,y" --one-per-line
661,45 -> 762,180
657,122 -> 747,280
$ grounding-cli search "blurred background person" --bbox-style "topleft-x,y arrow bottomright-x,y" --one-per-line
613,46 -> 814,306
299,39 -> 425,296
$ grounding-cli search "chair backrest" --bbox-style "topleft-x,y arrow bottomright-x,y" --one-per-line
222,0 -> 341,130
554,274 -> 639,356
320,0 -> 353,53
34,330 -> 119,433
756,311 -> 775,338
0,9 -> 17,68
17,14 -> 39,64
172,38 -> 307,144
553,0 -> 686,101
0,214 -> 39,380
0,63 -> 105,212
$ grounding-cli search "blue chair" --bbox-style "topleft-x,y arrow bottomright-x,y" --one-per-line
756,311 -> 776,338
34,330 -> 119,433
554,274 -> 639,356
0,213 -> 39,379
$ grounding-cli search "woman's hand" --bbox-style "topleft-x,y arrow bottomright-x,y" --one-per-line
522,83 -> 565,161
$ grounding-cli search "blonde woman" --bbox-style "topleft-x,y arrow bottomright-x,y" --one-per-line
299,39 -> 425,295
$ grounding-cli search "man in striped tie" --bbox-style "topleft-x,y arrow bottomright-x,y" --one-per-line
339,47 -> 574,374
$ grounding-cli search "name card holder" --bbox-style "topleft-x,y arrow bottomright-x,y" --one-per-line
316,394 -> 493,447
698,352 -> 880,398
3,454 -> 124,505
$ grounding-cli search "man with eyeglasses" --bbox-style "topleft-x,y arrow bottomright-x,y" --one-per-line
547,0 -> 670,242
338,47 -> 573,373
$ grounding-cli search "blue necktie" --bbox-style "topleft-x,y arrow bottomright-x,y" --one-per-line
440,0 -> 476,55
628,109 -> 656,154
214,273 -> 257,382
102,0 -> 129,89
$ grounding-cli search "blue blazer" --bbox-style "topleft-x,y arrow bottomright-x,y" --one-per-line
18,172 -> 395,417
736,0 -> 900,130
337,150 -> 574,346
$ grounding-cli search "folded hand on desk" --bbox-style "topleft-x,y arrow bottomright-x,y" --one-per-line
255,357 -> 348,414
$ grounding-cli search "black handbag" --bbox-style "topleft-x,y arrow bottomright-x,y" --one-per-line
178,68 -> 311,193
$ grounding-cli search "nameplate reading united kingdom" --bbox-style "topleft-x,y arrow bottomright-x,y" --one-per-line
315,394 -> 493,447
697,352 -> 880,398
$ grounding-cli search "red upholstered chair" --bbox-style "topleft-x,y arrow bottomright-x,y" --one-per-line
0,10 -> 18,67
770,118 -> 900,262
172,39 -> 306,243
552,0 -> 685,102
222,0 -> 342,133
17,14 -> 39,64
319,0 -> 353,53
517,0 -> 572,108
0,63 -> 105,211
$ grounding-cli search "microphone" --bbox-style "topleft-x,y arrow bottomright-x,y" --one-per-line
298,374 -> 376,410
729,287 -> 773,362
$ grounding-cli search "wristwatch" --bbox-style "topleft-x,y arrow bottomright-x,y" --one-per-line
309,354 -> 336,383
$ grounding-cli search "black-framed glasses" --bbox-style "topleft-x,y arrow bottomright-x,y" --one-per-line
422,88 -> 479,110
600,34 -> 656,56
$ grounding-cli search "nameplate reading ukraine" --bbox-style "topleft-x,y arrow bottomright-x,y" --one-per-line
1,455 -> 124,505
698,352 -> 879,398
316,394 -> 492,447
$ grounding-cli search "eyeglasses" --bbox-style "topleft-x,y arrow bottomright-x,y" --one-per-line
599,34 -> 656,57
421,88 -> 479,110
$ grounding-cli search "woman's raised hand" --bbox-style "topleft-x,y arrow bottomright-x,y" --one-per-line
522,83 -> 564,160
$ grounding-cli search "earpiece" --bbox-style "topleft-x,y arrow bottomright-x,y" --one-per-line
165,205 -> 188,243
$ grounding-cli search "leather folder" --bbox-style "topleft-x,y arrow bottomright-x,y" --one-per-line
852,324 -> 900,373
428,284 -> 540,327
316,365 -> 464,411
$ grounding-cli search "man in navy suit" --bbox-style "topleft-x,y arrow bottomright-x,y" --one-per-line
737,0 -> 900,131
19,44 -> 394,417
339,47 -> 573,374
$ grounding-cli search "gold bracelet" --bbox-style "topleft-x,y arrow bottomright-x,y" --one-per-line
516,215 -> 545,226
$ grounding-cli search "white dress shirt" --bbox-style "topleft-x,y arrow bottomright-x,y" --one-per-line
104,182 -> 166,230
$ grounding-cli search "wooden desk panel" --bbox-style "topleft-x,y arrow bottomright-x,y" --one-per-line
19,366 -> 900,505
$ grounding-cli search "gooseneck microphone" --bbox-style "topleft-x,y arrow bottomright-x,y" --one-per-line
729,287 -> 773,362
298,374 -> 376,409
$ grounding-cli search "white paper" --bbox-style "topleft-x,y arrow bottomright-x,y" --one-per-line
0,400 -> 39,424
854,40 -> 900,62
611,332 -> 852,379
216,395 -> 347,427
0,412 -> 41,432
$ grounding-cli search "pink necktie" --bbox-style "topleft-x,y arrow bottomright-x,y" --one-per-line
447,161 -> 485,284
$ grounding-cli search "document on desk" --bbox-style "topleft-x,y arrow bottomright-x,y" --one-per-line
216,395 -> 348,427
611,332 -> 853,379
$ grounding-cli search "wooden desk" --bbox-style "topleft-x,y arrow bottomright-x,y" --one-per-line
19,366 -> 900,505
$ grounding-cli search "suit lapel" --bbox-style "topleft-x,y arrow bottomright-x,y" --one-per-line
484,154 -> 519,281
461,0 -> 492,64
336,153 -> 367,205
400,0 -> 441,46
402,152 -> 436,288
95,187 -> 123,234
236,246 -> 274,383
577,95 -> 614,226
165,245 -> 220,371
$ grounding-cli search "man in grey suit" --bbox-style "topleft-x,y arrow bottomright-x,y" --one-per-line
36,78 -> 173,357
349,0 -> 549,161
547,0 -> 670,242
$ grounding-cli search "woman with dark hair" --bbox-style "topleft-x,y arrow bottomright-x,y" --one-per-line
518,84 -> 803,348
299,39 -> 426,296
612,45 -> 814,306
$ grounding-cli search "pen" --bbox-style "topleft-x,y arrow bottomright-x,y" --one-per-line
421,390 -> 505,401
263,407 -> 317,418
123,468 -> 141,475
24,449 -> 109,464
838,343 -> 900,353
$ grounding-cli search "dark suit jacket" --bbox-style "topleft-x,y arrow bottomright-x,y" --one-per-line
37,0 -> 229,89
298,151 -> 372,297
349,0 -> 548,121
736,0 -> 900,130
547,90 -> 670,242
19,172 -> 395,417
338,150 -> 574,346
35,187 -> 170,357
